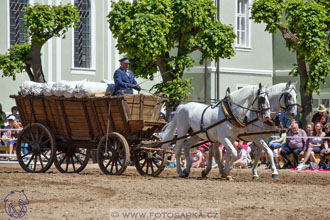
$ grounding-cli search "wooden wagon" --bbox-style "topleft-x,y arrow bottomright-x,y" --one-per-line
10,94 -> 169,176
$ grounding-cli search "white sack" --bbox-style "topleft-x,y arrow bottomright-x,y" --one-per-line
74,81 -> 108,98
52,80 -> 85,97
42,82 -> 54,96
19,81 -> 44,96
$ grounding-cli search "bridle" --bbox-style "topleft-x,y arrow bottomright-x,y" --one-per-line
230,87 -> 270,115
279,87 -> 298,112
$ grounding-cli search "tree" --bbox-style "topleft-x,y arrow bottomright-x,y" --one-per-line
108,0 -> 236,112
0,3 -> 79,82
251,0 -> 330,128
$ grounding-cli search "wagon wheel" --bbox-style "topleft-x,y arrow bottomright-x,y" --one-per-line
97,132 -> 130,175
134,135 -> 168,176
54,147 -> 90,173
16,123 -> 56,173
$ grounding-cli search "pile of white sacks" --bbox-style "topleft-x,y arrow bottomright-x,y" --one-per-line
19,80 -> 115,98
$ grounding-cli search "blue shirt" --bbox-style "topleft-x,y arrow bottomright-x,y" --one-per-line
279,109 -> 300,128
113,67 -> 137,95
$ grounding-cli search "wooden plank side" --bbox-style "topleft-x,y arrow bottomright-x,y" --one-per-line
128,120 -> 144,132
90,100 -> 104,136
116,98 -> 131,134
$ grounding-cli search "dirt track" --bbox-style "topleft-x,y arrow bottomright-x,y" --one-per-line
0,163 -> 330,220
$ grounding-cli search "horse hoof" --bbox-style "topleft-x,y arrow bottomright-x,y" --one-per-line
179,174 -> 186,178
252,175 -> 259,180
272,174 -> 279,180
226,176 -> 233,181
201,170 -> 207,178
183,169 -> 190,178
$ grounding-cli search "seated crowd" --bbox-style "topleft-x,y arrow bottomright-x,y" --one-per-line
0,105 -> 22,160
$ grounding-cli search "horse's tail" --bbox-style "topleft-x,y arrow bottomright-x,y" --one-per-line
161,107 -> 181,150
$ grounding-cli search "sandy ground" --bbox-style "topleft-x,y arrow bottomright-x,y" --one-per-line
0,163 -> 330,220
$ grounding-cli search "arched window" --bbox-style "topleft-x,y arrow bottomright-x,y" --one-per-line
9,0 -> 29,45
74,0 -> 91,68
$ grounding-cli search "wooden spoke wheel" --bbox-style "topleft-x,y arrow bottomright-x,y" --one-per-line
97,132 -> 130,175
54,147 -> 90,173
16,123 -> 56,173
134,135 -> 168,176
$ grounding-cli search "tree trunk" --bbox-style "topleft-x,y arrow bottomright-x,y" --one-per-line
156,57 -> 183,117
30,43 -> 46,83
297,53 -> 313,129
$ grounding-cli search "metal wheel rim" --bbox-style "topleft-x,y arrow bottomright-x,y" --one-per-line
54,148 -> 90,173
134,150 -> 167,176
16,123 -> 56,173
97,132 -> 130,175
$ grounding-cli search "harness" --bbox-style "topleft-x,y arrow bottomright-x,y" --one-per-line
200,88 -> 269,143
279,87 -> 298,111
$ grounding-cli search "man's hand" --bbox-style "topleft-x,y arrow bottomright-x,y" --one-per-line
131,84 -> 141,91
299,150 -> 305,156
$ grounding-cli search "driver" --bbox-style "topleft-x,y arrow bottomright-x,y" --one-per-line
113,57 -> 141,95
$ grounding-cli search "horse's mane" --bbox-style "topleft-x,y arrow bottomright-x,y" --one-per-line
266,82 -> 295,95
230,85 -> 259,102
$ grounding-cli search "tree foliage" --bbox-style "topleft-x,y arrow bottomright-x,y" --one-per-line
0,3 -> 79,82
0,44 -> 30,80
251,0 -> 330,95
251,0 -> 330,128
108,0 -> 235,108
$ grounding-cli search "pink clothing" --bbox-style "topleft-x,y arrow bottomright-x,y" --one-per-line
241,144 -> 248,151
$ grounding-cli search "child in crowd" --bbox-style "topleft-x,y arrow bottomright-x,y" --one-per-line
233,141 -> 248,168
267,132 -> 286,169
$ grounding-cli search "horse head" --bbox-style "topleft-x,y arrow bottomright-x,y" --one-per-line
255,83 -> 271,122
230,83 -> 271,123
279,80 -> 298,118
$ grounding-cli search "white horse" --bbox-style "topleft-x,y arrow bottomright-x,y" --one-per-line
161,84 -> 271,178
202,81 -> 297,180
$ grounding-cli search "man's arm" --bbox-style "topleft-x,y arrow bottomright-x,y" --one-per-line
285,130 -> 292,148
300,129 -> 308,150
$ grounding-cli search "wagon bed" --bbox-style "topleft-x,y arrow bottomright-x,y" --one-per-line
11,94 -> 169,176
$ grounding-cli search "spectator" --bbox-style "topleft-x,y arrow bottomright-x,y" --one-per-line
279,108 -> 300,128
3,115 -> 21,159
267,132 -> 285,169
297,122 -> 325,170
320,123 -> 330,169
191,148 -> 203,168
202,149 -> 218,168
0,104 -> 6,144
7,106 -> 20,121
312,104 -> 329,126
280,123 -> 307,168
233,141 -> 248,168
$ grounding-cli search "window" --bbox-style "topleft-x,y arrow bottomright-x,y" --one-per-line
236,0 -> 250,48
9,0 -> 29,45
74,0 -> 91,68
321,99 -> 329,108
313,97 -> 330,110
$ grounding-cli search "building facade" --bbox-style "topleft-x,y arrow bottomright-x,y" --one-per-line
0,0 -> 305,113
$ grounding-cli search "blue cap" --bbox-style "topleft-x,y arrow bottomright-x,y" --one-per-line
119,57 -> 130,63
